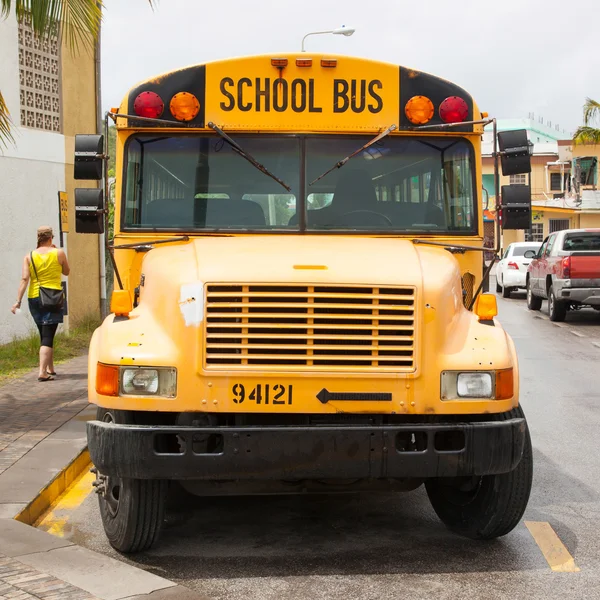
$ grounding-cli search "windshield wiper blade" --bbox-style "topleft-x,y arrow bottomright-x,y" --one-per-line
207,122 -> 291,192
309,124 -> 397,186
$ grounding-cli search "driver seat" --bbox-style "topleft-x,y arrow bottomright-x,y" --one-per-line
331,168 -> 378,214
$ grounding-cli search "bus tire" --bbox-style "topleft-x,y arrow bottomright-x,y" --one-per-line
95,408 -> 167,553
425,406 -> 532,540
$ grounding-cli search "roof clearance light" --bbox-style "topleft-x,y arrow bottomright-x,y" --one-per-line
170,92 -> 200,122
321,59 -> 337,68
405,95 -> 434,125
296,58 -> 313,67
439,96 -> 469,123
133,91 -> 164,119
271,58 -> 288,67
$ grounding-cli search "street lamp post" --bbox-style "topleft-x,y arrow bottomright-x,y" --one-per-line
301,26 -> 356,52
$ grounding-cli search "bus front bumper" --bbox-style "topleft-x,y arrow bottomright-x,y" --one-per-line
87,417 -> 526,481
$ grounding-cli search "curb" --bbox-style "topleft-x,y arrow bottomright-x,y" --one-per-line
14,447 -> 91,526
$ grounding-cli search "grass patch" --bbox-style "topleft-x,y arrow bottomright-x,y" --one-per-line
0,313 -> 100,385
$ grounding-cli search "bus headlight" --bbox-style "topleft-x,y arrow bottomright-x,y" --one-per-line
120,367 -> 177,397
441,369 -> 513,400
457,372 -> 492,398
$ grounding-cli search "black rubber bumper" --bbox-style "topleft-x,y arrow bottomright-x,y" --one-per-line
87,417 -> 527,481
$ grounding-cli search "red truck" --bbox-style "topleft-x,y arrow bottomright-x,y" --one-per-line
526,228 -> 600,321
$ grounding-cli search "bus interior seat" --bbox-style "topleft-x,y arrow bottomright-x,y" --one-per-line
143,197 -> 266,228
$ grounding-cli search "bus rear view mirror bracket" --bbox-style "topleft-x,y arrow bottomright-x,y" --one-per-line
74,134 -> 104,180
501,184 -> 531,230
75,188 -> 105,234
497,129 -> 532,176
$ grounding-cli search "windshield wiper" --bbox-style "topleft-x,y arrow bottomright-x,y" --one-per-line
309,124 -> 397,186
207,122 -> 291,192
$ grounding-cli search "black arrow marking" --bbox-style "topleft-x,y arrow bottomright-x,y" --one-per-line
317,389 -> 392,404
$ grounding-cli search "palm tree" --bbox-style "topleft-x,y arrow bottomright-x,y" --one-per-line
0,0 -> 153,146
574,98 -> 600,145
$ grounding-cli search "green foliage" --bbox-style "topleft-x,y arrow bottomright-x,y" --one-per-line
0,312 -> 101,385
0,91 -> 14,148
574,98 -> 600,145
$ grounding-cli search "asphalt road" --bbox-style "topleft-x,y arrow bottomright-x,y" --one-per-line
42,280 -> 600,600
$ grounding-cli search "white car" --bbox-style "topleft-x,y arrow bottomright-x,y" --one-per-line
496,241 -> 542,298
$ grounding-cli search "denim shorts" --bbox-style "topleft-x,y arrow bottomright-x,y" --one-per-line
28,297 -> 64,326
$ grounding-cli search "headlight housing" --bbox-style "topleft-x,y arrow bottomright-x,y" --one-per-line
120,366 -> 177,397
441,369 -> 513,400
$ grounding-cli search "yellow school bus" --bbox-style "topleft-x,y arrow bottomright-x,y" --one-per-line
74,53 -> 533,552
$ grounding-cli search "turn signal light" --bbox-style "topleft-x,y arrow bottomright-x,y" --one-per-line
111,289 -> 133,317
170,92 -> 200,122
439,96 -> 469,123
133,91 -> 164,119
271,58 -> 288,67
405,95 -> 434,125
296,58 -> 313,67
495,368 -> 514,400
96,363 -> 119,397
321,59 -> 337,68
473,293 -> 498,321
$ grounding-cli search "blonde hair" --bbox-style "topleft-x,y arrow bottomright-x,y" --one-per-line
37,231 -> 53,247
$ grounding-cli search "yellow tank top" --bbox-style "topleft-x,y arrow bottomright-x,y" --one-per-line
28,249 -> 62,299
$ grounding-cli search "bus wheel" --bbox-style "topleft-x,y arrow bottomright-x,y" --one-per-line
425,406 -> 532,540
95,408 -> 167,553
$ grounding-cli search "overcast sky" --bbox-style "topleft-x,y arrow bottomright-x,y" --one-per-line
101,0 -> 600,136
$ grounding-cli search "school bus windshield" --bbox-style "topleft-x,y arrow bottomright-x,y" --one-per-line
122,134 -> 476,234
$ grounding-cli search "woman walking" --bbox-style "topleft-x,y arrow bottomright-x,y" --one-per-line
11,226 -> 70,381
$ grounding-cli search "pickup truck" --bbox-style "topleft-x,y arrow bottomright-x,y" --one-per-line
526,228 -> 600,321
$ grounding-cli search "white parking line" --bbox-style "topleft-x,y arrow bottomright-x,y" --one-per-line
553,322 -> 566,327
571,331 -> 585,338
592,342 -> 600,349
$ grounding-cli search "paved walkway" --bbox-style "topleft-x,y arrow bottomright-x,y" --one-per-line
0,356 -> 204,600
0,356 -> 88,475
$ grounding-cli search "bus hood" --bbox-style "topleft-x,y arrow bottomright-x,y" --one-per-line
136,235 -> 465,326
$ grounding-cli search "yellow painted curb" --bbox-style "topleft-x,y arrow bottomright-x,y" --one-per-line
14,448 -> 91,526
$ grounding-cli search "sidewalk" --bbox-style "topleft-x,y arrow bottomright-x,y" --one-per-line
0,355 -> 205,600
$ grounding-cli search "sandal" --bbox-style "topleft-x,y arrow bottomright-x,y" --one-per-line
38,375 -> 54,382
47,371 -> 57,376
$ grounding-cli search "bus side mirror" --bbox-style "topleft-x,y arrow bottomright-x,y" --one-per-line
75,188 -> 104,234
501,184 -> 531,230
74,134 -> 104,180
497,129 -> 532,176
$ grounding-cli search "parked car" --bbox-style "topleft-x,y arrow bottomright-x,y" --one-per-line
526,228 -> 600,321
496,242 -> 542,298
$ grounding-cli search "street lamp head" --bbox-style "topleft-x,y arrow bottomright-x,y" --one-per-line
332,26 -> 355,37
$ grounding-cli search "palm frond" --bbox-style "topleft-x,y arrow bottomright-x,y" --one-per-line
0,90 -> 16,149
573,126 -> 600,146
582,98 -> 600,126
1,0 -> 13,19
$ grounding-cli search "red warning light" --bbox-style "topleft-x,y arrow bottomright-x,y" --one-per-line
133,91 -> 164,119
439,96 -> 469,123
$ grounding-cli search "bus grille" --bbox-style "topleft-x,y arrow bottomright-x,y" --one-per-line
204,284 -> 416,372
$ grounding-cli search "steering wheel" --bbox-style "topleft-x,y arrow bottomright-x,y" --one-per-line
338,210 -> 393,227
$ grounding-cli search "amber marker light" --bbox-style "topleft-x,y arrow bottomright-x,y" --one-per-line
296,58 -> 313,67
96,363 -> 119,397
271,58 -> 288,67
111,289 -> 133,317
405,95 -> 434,125
495,368 -> 514,400
473,293 -> 498,321
321,59 -> 337,68
170,92 -> 200,122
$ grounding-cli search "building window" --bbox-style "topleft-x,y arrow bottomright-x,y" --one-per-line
525,222 -> 543,242
549,219 -> 570,234
550,172 -> 563,191
509,174 -> 527,185
18,14 -> 61,132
